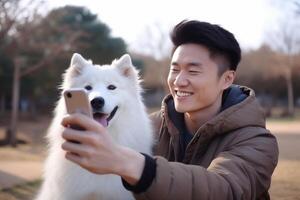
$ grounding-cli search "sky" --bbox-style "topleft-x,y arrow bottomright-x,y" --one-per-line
46,0 -> 285,57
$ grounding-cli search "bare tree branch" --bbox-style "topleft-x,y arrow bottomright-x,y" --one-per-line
20,31 -> 85,77
295,0 -> 300,14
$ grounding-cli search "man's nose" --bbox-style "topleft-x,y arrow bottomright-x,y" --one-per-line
174,71 -> 189,86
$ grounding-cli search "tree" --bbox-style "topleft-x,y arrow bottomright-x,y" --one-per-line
46,6 -> 127,64
4,8 -> 84,146
130,22 -> 171,93
2,4 -> 127,146
0,0 -> 45,146
236,45 -> 287,114
265,1 -> 300,116
0,0 -> 29,114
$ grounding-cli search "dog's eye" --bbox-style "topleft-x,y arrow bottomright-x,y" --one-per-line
85,85 -> 92,90
107,85 -> 116,90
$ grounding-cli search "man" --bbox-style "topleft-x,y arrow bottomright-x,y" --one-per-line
61,20 -> 279,199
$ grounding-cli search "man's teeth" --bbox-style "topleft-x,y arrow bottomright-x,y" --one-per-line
176,91 -> 192,97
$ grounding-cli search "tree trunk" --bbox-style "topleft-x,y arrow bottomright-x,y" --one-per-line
285,68 -> 294,116
6,59 -> 21,147
0,95 -> 5,115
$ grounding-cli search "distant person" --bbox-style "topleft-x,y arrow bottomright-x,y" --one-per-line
61,20 -> 279,199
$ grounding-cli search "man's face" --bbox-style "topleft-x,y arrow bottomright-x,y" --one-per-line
167,43 -> 232,113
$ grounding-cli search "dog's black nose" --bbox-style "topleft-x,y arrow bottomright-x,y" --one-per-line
91,97 -> 105,110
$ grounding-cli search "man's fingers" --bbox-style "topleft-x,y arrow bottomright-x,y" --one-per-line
65,152 -> 85,166
61,113 -> 104,132
62,141 -> 91,157
62,128 -> 91,144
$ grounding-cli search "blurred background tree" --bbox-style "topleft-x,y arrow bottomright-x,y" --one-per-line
236,0 -> 300,117
45,6 -> 127,64
0,1 -> 127,146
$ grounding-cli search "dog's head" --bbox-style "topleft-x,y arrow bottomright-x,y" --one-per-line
62,53 -> 142,127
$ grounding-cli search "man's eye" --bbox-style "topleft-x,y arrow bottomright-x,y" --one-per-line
107,85 -> 116,90
85,85 -> 92,90
171,68 -> 179,72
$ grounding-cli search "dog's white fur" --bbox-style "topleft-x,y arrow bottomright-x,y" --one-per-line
35,54 -> 153,200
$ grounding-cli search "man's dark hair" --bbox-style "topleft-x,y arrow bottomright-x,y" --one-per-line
170,20 -> 241,74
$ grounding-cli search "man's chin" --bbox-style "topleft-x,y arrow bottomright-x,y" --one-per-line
174,104 -> 190,113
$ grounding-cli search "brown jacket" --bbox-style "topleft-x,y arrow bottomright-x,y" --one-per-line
135,86 -> 278,200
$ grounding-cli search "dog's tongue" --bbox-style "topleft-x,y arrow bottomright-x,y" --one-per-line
93,114 -> 108,127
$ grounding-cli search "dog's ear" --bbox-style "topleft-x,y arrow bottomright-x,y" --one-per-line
68,53 -> 89,77
114,54 -> 138,78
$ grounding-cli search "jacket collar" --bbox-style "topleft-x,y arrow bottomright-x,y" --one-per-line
160,85 -> 266,138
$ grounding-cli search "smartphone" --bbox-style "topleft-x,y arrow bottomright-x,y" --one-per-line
63,89 -> 93,133
63,88 -> 93,118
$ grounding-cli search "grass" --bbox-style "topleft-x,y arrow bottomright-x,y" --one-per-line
0,145 -> 45,161
0,180 -> 41,200
270,160 -> 300,200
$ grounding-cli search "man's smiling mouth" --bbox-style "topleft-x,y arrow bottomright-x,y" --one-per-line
175,90 -> 193,97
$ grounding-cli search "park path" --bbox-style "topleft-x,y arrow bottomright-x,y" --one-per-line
0,161 -> 42,189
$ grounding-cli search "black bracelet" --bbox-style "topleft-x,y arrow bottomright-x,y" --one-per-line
121,153 -> 157,194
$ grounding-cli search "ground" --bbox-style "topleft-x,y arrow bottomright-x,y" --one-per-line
268,120 -> 300,200
0,115 -> 299,200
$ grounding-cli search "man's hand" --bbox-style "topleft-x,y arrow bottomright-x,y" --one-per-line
61,113 -> 145,185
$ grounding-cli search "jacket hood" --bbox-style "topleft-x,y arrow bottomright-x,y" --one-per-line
160,85 -> 266,138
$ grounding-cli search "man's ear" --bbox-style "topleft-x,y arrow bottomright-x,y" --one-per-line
113,54 -> 138,78
222,70 -> 236,89
67,53 -> 89,77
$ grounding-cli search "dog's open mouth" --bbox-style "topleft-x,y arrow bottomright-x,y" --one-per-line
93,106 -> 118,127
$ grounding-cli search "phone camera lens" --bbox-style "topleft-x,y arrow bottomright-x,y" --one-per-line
66,92 -> 72,98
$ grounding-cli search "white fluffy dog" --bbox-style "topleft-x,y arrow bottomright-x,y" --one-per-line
35,53 -> 153,200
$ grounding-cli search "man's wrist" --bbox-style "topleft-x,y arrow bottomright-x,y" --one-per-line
122,153 -> 157,193
116,146 -> 145,185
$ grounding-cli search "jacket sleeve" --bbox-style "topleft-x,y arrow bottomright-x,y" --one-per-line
133,130 -> 279,200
